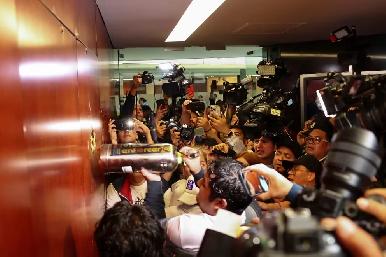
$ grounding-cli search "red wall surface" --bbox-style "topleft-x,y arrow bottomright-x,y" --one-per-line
0,0 -> 113,256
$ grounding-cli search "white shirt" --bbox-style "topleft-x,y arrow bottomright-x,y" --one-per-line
166,210 -> 245,252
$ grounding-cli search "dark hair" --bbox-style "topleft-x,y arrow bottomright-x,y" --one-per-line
94,202 -> 165,257
207,158 -> 252,215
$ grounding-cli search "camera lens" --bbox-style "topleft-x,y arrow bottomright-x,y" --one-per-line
322,127 -> 382,201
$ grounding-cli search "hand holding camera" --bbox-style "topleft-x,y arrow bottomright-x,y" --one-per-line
208,113 -> 229,135
156,120 -> 167,138
243,163 -> 293,201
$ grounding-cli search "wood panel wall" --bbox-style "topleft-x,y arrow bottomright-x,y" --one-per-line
0,0 -> 113,256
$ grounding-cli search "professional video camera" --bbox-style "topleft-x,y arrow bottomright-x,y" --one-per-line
234,59 -> 295,131
316,72 -> 386,134
236,87 -> 297,130
223,81 -> 248,105
162,64 -> 191,98
139,70 -> 154,84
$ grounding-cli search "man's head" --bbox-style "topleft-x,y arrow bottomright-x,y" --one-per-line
94,202 -> 164,257
196,158 -> 253,216
230,126 -> 245,141
253,131 -> 277,165
305,114 -> 334,161
273,138 -> 302,174
286,154 -> 322,188
116,118 -> 138,143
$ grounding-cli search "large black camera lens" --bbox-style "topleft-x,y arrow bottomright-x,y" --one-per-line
322,127 -> 381,200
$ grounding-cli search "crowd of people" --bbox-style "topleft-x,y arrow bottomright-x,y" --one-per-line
94,76 -> 385,257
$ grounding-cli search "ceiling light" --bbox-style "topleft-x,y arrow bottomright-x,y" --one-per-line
165,0 -> 226,42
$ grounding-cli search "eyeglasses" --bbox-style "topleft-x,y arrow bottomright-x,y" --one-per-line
305,136 -> 328,145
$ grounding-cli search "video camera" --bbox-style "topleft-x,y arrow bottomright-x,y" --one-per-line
234,59 -> 295,131
139,71 -> 154,84
316,72 -> 386,134
223,81 -> 248,105
162,64 -> 191,98
236,88 -> 296,130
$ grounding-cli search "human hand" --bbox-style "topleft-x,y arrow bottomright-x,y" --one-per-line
179,146 -> 201,174
321,216 -> 383,257
134,119 -> 150,135
140,167 -> 161,181
257,200 -> 290,211
170,127 -> 181,146
182,100 -> 192,113
356,188 -> 386,224
155,105 -> 168,122
108,119 -> 118,145
243,164 -> 293,201
197,116 -> 211,131
211,143 -> 230,153
208,114 -> 230,134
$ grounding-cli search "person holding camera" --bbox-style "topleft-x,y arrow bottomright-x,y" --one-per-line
105,116 -> 155,209
243,163 -> 385,257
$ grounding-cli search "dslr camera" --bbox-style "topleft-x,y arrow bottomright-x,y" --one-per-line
223,81 -> 248,105
297,127 -> 386,236
114,117 -> 135,131
198,209 -> 345,257
161,120 -> 195,142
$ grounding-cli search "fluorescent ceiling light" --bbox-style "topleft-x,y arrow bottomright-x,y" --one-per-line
165,0 -> 226,42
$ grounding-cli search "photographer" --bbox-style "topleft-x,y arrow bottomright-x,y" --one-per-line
108,117 -> 154,145
105,117 -> 154,209
243,163 -> 385,257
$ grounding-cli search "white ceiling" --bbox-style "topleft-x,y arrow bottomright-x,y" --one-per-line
96,0 -> 386,49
